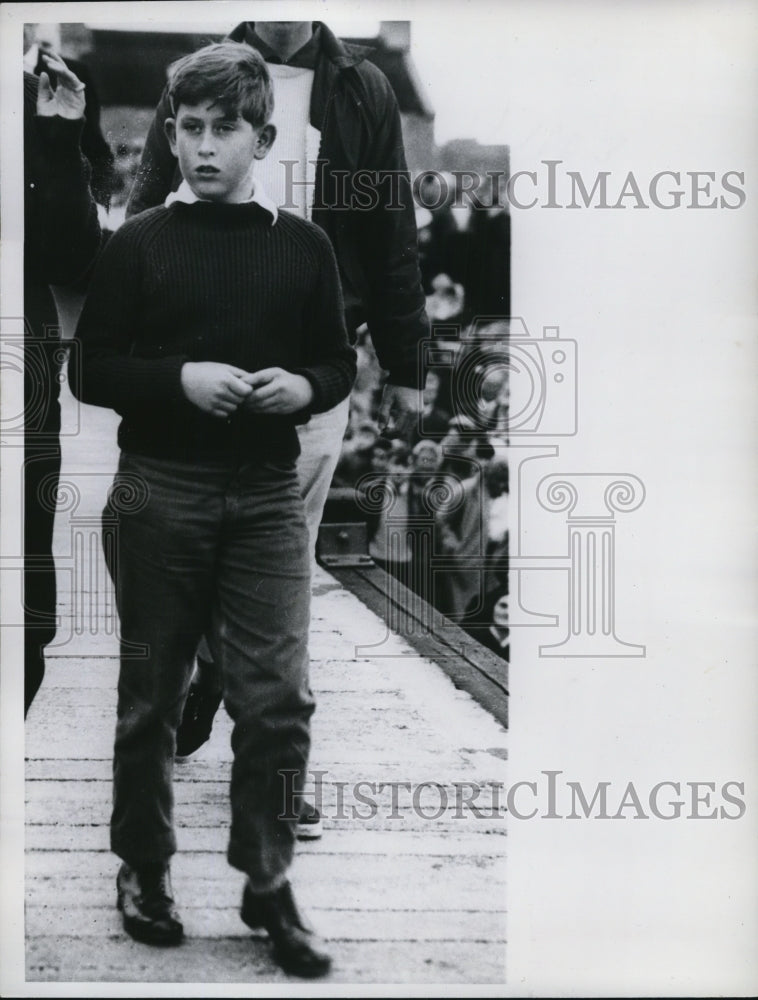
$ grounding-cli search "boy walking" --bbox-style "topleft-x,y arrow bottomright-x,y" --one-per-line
129,21 -> 430,777
70,43 -> 355,977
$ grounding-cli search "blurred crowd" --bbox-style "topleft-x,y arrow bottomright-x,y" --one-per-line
329,314 -> 510,662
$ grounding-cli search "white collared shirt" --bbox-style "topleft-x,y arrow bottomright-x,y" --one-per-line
165,178 -> 279,225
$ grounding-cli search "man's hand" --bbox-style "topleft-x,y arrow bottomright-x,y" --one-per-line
241,368 -> 314,414
181,362 -> 252,417
377,383 -> 421,438
36,53 -> 86,120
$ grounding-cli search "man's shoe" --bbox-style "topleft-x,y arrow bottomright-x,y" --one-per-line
175,677 -> 223,758
241,881 -> 332,978
297,800 -> 322,841
116,862 -> 184,946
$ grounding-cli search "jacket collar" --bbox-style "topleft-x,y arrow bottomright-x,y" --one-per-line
165,178 -> 278,224
237,24 -> 321,69
226,21 -> 369,70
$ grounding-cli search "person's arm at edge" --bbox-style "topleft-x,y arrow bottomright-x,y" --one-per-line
26,70 -> 101,287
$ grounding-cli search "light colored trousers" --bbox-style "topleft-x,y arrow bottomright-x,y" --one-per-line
293,396 -> 352,557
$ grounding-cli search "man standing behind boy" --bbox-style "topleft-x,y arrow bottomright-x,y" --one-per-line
127,20 -> 430,785
71,43 -> 355,977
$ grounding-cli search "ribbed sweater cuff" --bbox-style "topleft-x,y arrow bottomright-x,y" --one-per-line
146,356 -> 190,412
291,367 -> 323,416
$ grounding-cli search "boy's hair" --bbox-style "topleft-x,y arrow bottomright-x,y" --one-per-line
167,42 -> 274,128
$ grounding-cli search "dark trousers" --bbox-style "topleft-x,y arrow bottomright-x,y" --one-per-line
24,338 -> 62,715
24,441 -> 61,715
106,451 -> 314,893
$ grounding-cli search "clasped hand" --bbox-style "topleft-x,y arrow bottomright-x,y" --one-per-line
181,362 -> 314,418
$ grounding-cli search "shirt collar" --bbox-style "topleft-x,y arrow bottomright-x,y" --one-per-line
165,178 -> 278,224
245,23 -> 321,69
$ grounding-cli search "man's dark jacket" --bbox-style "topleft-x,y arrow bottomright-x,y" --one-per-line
24,71 -> 101,712
126,22 -> 428,389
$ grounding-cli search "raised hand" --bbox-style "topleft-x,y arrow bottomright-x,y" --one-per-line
36,52 -> 87,120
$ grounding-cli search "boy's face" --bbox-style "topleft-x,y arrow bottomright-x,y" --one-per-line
165,101 -> 274,204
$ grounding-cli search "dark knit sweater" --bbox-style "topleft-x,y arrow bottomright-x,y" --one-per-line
71,200 -> 356,462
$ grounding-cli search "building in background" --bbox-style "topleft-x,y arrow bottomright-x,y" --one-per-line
344,21 -> 435,174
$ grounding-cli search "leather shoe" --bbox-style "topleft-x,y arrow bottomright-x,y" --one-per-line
116,862 -> 184,946
175,675 -> 223,758
241,881 -> 332,978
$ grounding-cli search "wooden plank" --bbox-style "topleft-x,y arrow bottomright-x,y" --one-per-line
25,687 -> 414,710
26,825 -> 506,854
26,800 -> 507,833
29,657 -> 119,688
26,905 -> 506,942
25,746 -> 479,768
26,742 -> 498,768
27,704 -> 504,763
353,564 -> 509,687
26,747 -> 495,779
40,659 -> 465,692
26,938 -> 507,984
329,564 -> 509,728
26,864 -> 506,914
26,778 -> 506,814
26,791 -> 506,827
29,848 -> 504,880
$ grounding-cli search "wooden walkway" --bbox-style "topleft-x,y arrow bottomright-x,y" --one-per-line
24,384 -> 508,986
